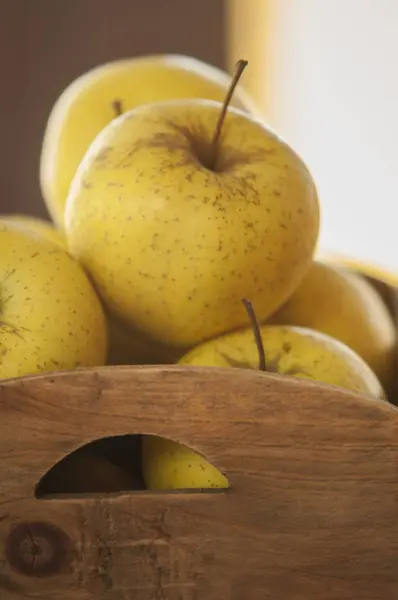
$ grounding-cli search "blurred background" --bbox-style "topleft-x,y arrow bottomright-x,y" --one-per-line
2,0 -> 398,271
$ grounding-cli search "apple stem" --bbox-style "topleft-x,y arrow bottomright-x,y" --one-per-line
241,298 -> 266,371
112,99 -> 123,117
208,59 -> 248,169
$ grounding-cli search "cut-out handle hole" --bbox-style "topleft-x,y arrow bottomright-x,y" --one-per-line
35,434 -> 143,498
35,434 -> 229,499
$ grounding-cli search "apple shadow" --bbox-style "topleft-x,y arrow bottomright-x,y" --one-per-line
35,434 -> 145,498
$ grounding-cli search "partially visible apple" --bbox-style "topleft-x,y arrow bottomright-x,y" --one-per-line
322,254 -> 398,321
40,54 -> 258,230
142,435 -> 228,491
142,300 -> 385,491
0,213 -> 67,249
0,214 -> 181,366
65,61 -> 319,348
0,222 -> 107,379
268,259 -> 396,391
317,251 -> 398,288
178,323 -> 385,399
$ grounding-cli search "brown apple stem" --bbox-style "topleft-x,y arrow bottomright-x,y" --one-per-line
112,99 -> 123,117
241,298 -> 266,371
208,59 -> 248,169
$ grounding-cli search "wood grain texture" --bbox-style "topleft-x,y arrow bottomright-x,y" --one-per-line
0,365 -> 397,599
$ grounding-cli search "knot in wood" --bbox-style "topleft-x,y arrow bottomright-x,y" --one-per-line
5,521 -> 72,578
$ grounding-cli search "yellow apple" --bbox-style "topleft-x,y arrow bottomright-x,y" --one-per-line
40,54 -> 258,230
142,435 -> 228,491
317,251 -> 398,288
0,215 -> 181,366
268,260 -> 396,390
0,213 -> 67,249
142,321 -> 385,491
65,62 -> 319,348
177,324 -> 385,398
0,222 -> 107,379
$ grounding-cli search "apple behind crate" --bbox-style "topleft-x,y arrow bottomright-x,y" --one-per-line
0,53 -> 397,600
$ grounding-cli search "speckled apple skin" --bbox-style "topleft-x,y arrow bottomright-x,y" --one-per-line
65,100 -> 320,347
40,54 -> 257,230
0,223 -> 107,379
179,325 -> 386,401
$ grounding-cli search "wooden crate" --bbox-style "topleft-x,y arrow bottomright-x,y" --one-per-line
0,363 -> 397,599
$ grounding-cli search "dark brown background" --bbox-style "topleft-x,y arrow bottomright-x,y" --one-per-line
0,0 -> 227,219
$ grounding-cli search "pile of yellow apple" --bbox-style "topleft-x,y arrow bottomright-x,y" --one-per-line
1,54 -> 397,493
